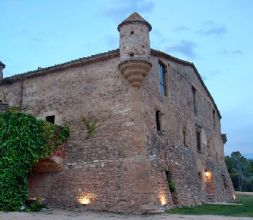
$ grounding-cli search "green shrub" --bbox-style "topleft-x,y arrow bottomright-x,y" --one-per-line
0,111 -> 69,211
168,180 -> 176,193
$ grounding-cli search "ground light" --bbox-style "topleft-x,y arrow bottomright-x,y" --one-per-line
78,193 -> 94,205
158,192 -> 167,206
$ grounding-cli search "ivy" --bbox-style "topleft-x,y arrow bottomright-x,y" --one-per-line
168,179 -> 176,193
0,111 -> 69,211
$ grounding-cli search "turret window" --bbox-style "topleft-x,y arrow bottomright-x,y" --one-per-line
158,62 -> 167,96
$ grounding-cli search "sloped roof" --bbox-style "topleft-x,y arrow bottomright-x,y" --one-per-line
0,48 -> 221,118
0,49 -> 119,84
0,61 -> 5,68
151,49 -> 221,118
117,12 -> 152,31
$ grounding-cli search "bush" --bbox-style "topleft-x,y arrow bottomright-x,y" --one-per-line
0,111 -> 69,211
168,180 -> 176,193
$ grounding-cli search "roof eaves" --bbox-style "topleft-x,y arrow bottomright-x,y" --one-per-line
151,49 -> 221,119
0,49 -> 119,84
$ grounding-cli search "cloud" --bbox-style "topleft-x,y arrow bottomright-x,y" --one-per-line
104,0 -> 154,21
197,21 -> 227,37
174,25 -> 191,32
221,49 -> 242,55
166,40 -> 197,59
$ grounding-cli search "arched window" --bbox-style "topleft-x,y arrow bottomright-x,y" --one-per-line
156,111 -> 161,132
158,62 -> 167,96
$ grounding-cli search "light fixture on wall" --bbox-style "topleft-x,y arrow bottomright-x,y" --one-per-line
204,170 -> 212,182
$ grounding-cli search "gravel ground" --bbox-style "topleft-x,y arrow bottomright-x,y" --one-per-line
0,209 -> 252,220
1,192 -> 252,220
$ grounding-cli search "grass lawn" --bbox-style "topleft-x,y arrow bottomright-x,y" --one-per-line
166,194 -> 253,217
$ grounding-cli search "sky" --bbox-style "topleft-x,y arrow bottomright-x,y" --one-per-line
0,0 -> 252,158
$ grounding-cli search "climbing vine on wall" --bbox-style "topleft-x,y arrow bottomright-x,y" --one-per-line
0,110 -> 69,211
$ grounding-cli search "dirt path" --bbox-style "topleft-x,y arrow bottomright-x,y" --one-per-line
236,191 -> 253,196
0,210 -> 252,220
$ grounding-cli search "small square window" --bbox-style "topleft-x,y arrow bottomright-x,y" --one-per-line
46,115 -> 55,124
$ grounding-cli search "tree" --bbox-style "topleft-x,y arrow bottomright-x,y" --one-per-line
225,151 -> 253,192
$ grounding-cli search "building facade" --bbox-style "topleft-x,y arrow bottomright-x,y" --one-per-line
0,13 -> 234,213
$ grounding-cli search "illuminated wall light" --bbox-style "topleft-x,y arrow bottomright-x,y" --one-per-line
204,170 -> 212,182
159,192 -> 167,206
78,193 -> 94,205
232,192 -> 236,200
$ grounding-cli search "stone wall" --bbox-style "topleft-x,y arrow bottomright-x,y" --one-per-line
0,102 -> 9,112
140,52 -> 234,207
0,48 -> 234,212
0,55 -> 161,213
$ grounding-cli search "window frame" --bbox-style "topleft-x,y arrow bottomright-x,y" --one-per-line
158,62 -> 167,96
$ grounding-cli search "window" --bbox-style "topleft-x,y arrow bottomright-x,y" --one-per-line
183,128 -> 187,146
196,126 -> 201,152
46,115 -> 55,124
192,86 -> 197,116
158,62 -> 167,96
156,111 -> 161,132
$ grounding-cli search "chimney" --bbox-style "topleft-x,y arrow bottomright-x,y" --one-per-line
0,61 -> 5,80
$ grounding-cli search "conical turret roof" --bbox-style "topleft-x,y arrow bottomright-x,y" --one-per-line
117,12 -> 152,31
0,61 -> 5,68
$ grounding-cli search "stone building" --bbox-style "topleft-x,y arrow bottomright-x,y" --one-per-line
0,13 -> 234,213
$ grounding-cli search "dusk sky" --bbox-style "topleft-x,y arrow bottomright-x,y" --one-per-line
0,0 -> 252,158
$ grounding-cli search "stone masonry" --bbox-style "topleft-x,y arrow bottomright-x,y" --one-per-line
0,12 -> 234,213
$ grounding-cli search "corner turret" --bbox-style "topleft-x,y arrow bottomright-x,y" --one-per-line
118,12 -> 152,87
